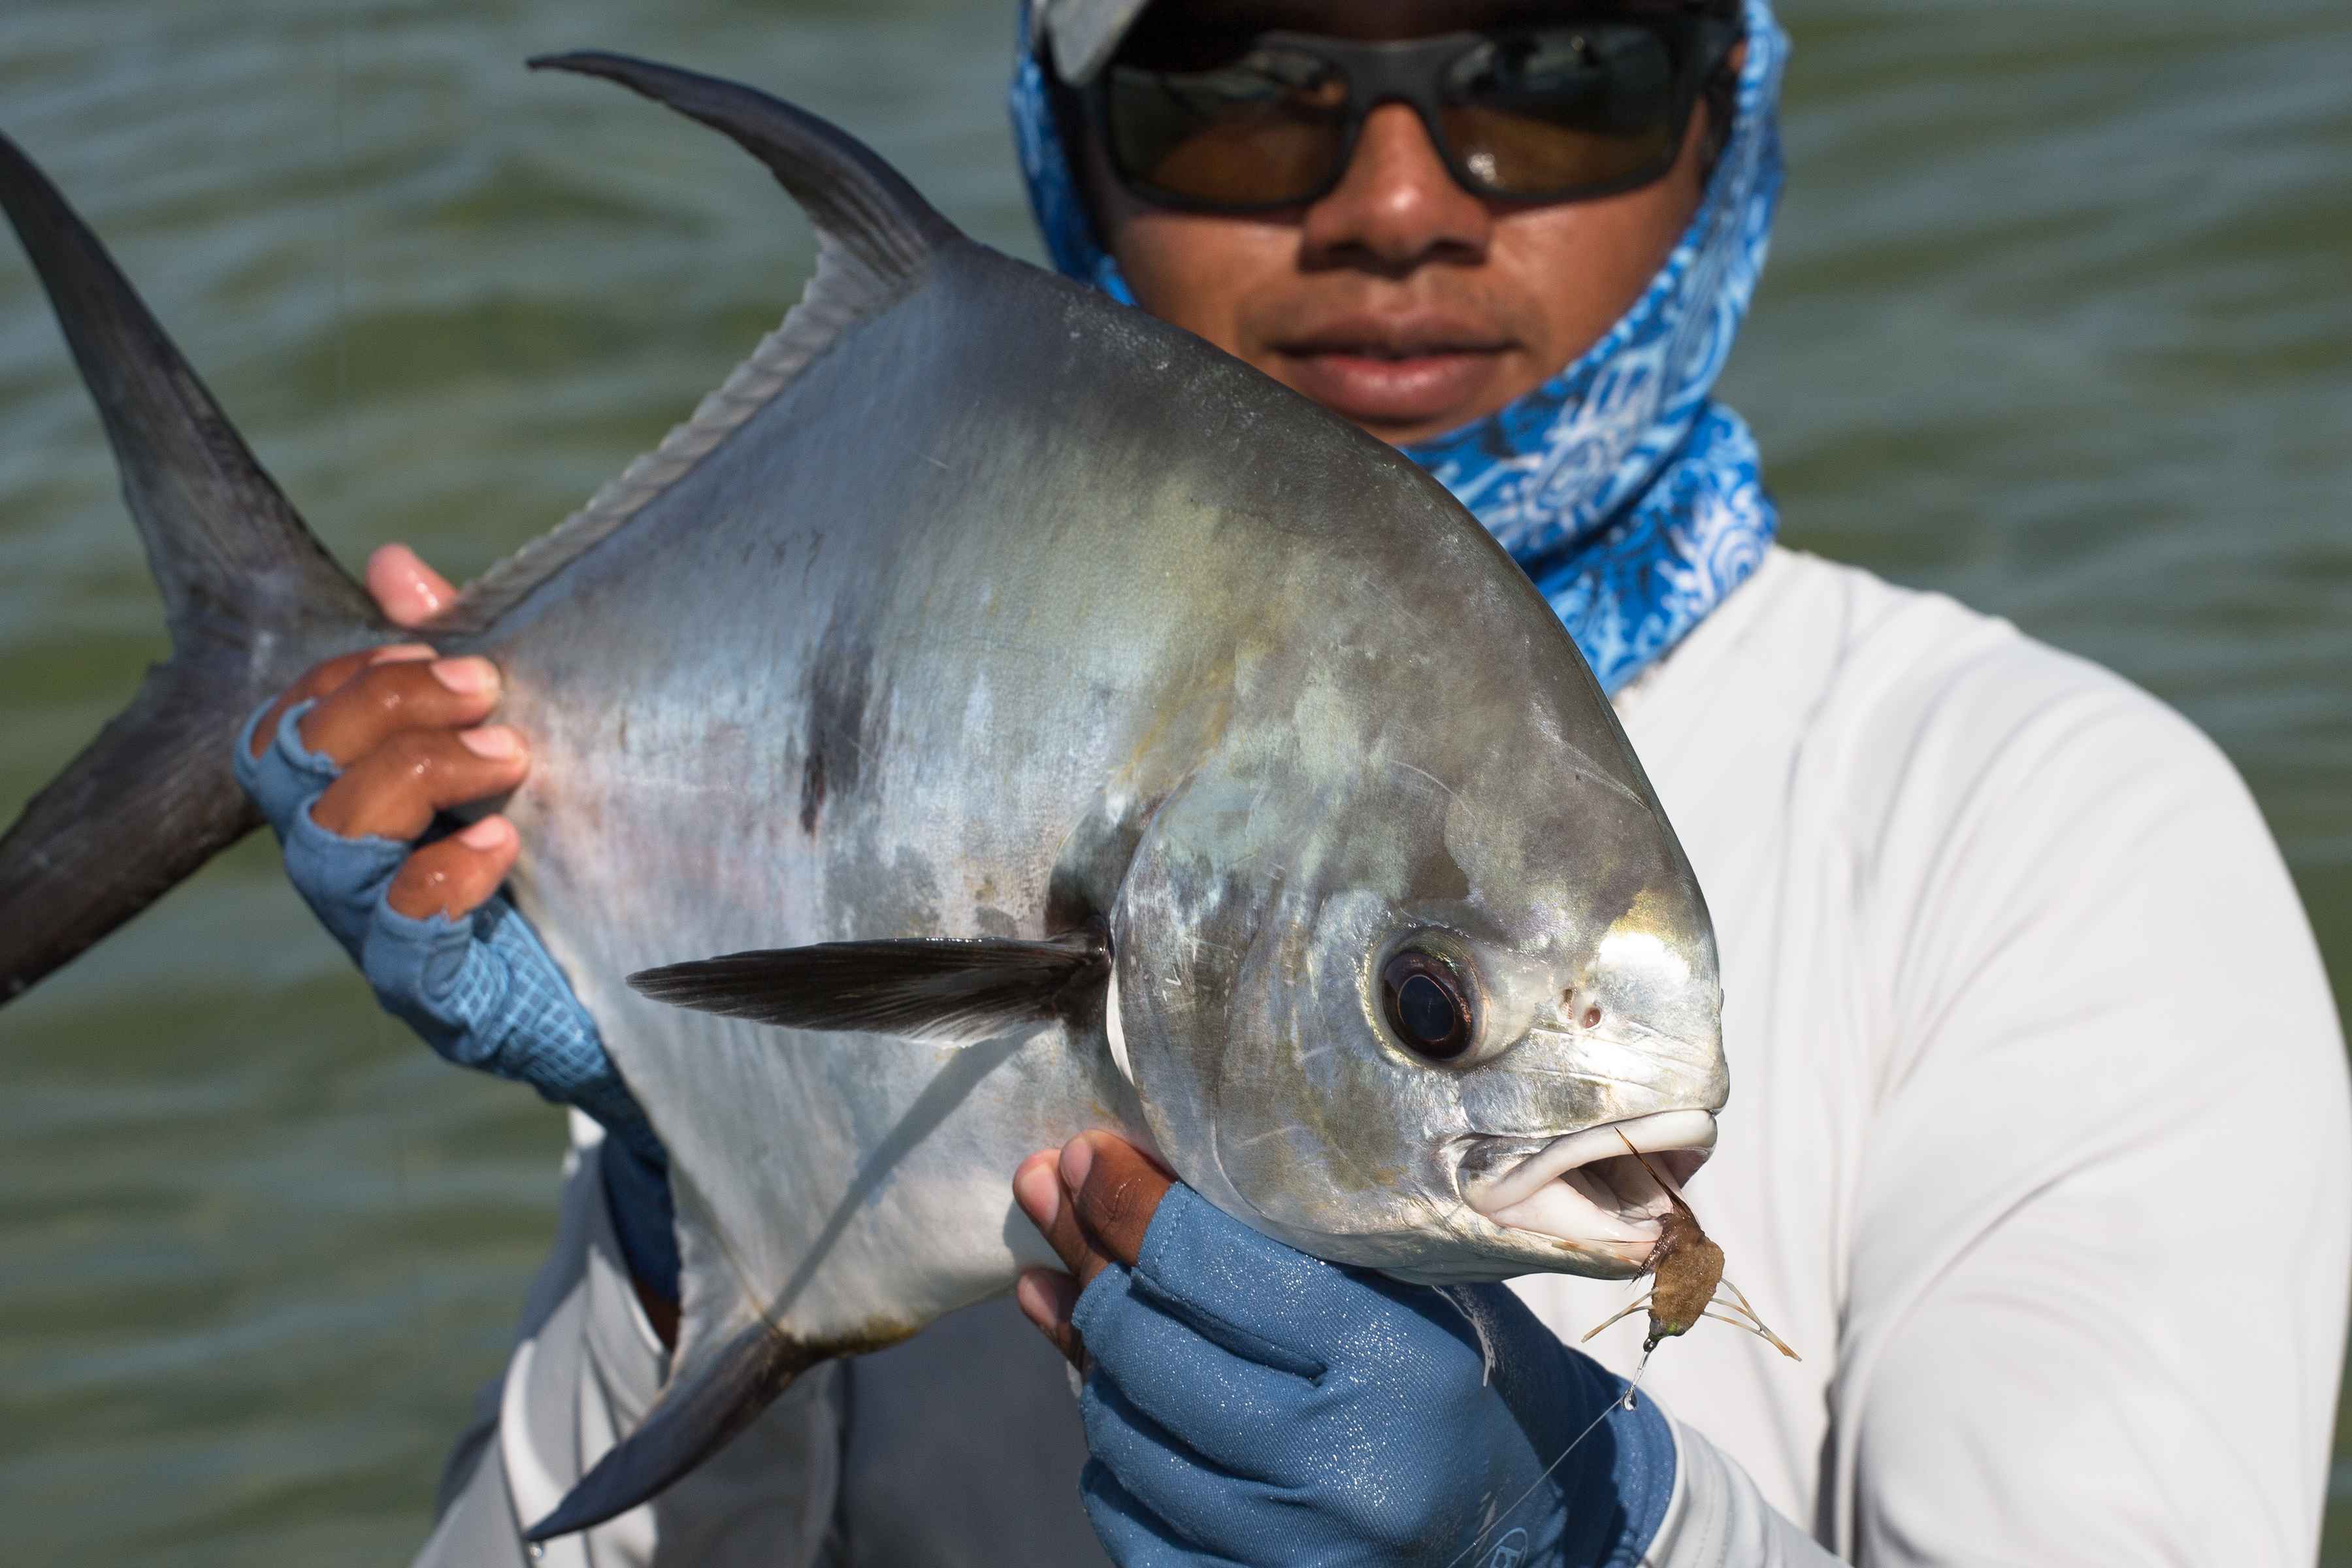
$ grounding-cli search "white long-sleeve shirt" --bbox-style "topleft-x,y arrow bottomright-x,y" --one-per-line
1518,546 -> 2349,1564
417,547 -> 2349,1566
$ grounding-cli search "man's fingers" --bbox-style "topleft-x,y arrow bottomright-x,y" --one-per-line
1015,1268 -> 1086,1369
297,655 -> 501,768
1017,1149 -> 1111,1286
1064,1134 -> 1173,1271
385,817 -> 520,920
367,542 -> 459,628
310,726 -> 529,841
246,645 -> 429,760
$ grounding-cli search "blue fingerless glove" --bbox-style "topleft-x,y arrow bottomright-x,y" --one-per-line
1074,1186 -> 1674,1568
233,697 -> 678,1300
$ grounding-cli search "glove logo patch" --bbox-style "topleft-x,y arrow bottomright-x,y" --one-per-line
1482,1527 -> 1529,1568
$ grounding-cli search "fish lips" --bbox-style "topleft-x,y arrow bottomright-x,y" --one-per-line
1457,1108 -> 1718,1268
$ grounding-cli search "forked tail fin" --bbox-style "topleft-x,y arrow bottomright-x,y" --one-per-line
0,131 -> 385,1002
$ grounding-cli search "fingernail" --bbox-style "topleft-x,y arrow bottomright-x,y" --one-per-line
458,725 -> 521,760
370,642 -> 436,665
456,816 -> 512,851
1013,1271 -> 1056,1331
391,549 -> 448,609
1013,1159 -> 1061,1228
432,657 -> 498,694
1059,1136 -> 1094,1192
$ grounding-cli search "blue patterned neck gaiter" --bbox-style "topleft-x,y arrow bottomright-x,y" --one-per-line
1011,0 -> 1787,693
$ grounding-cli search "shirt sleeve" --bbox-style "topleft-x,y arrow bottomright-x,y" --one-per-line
1829,643 -> 2350,1565
1647,1413 -> 1851,1567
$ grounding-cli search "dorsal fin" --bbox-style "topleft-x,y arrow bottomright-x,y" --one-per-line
431,54 -> 962,636
536,52 -> 959,276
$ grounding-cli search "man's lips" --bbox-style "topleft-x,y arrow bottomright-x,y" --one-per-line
1269,316 -> 1517,430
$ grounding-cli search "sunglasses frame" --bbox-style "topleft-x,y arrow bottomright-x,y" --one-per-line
1088,12 -> 1742,214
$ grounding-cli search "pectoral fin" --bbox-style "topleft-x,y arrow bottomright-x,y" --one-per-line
629,929 -> 1109,1045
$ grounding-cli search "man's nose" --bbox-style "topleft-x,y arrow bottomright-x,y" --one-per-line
1298,103 -> 1491,276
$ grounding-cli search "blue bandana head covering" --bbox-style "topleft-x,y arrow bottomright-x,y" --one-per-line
1011,1 -> 1787,692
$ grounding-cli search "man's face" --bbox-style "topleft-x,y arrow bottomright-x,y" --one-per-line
1081,0 -> 1723,446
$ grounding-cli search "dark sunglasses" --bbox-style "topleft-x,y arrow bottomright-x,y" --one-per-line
1089,14 -> 1740,212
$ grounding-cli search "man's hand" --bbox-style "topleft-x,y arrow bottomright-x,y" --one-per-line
237,544 -> 679,1328
243,545 -> 528,923
1011,1134 -> 1173,1366
243,640 -> 526,915
1013,1132 -> 1678,1567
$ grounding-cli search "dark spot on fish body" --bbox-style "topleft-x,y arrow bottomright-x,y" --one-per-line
1046,795 -> 1152,941
800,747 -> 828,836
799,608 -> 879,836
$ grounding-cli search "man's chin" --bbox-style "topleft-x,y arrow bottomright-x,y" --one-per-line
1270,350 -> 1514,446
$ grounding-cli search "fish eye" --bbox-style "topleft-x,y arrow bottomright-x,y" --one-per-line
1379,948 -> 1477,1062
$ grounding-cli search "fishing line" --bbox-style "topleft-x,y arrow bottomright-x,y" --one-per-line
332,0 -> 351,480
1440,1352 -> 1652,1568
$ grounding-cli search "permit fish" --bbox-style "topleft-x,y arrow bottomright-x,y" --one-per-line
0,56 -> 1731,1539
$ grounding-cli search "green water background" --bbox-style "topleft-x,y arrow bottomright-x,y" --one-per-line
1,0 -> 2345,1558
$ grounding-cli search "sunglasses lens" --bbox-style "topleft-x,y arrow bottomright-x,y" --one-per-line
1105,50 -> 1351,206
1441,25 -> 1685,197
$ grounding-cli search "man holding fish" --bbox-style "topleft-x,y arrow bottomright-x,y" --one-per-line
40,0 -> 2348,1559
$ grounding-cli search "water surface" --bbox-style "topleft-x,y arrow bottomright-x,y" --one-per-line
1,0 -> 2346,1559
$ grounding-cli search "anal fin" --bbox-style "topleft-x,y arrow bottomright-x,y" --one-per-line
526,1318 -> 813,1543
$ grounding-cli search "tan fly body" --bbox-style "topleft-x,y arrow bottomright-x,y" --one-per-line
1582,1132 -> 1801,1360
1443,1139 -> 1804,1568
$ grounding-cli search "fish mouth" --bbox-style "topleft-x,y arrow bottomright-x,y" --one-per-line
1460,1109 -> 1718,1265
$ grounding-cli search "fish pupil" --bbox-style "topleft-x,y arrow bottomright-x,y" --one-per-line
1380,949 -> 1475,1060
1399,974 -> 1456,1043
